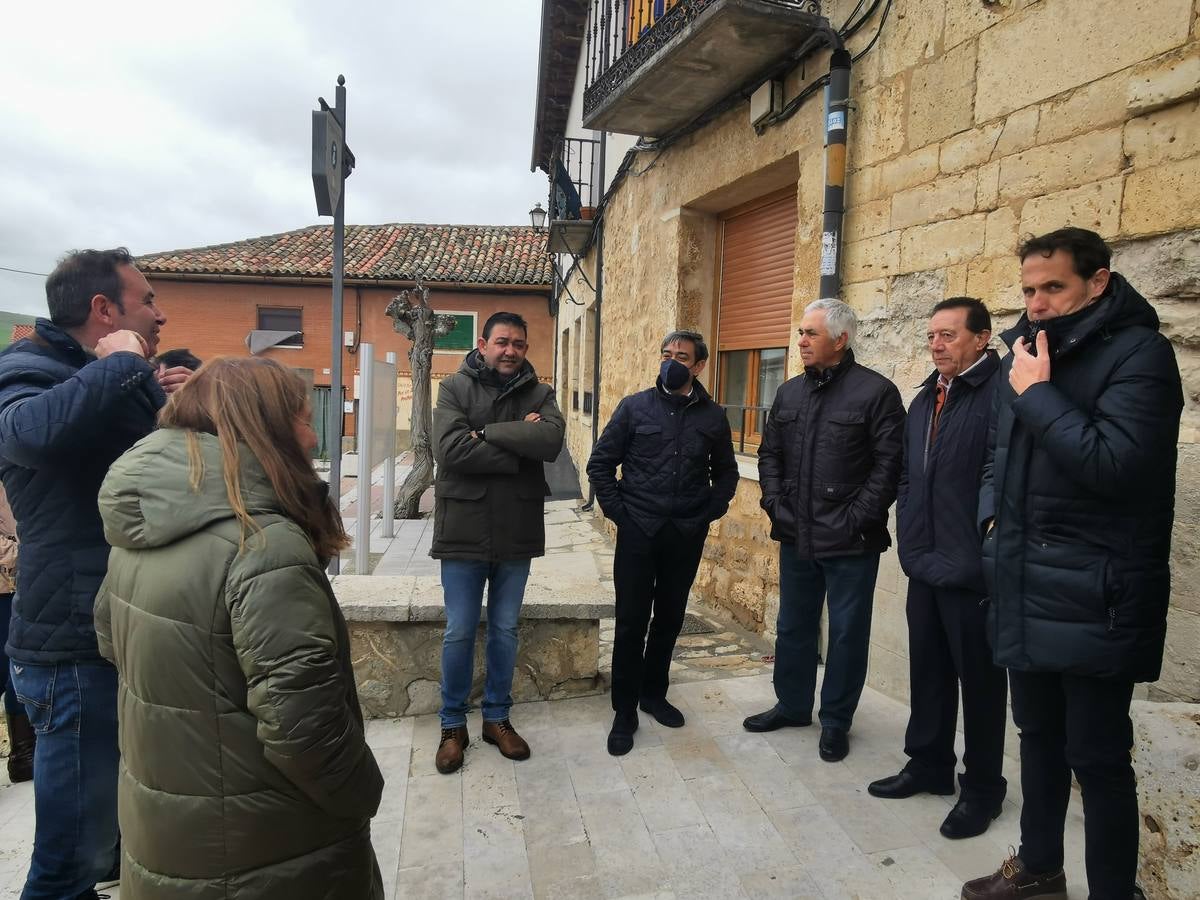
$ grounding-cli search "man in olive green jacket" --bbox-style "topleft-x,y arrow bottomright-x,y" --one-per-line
431,311 -> 564,774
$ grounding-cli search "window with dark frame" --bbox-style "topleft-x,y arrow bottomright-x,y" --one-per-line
257,307 -> 303,347
718,348 -> 787,452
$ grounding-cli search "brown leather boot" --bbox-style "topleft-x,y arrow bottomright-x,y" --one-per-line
482,719 -> 530,761
961,852 -> 1067,900
435,725 -> 469,775
5,711 -> 34,784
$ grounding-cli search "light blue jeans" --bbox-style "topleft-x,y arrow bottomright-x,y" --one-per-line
439,559 -> 530,728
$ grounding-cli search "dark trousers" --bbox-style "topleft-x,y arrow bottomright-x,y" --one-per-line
902,580 -> 1008,804
610,521 -> 706,712
1010,670 -> 1138,900
773,546 -> 880,730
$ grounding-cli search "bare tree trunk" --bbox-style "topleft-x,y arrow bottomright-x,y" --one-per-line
386,281 -> 456,519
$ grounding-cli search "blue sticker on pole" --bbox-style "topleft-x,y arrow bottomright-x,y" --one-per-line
827,110 -> 846,133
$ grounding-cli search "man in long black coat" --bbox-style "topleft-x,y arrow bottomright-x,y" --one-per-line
962,228 -> 1182,900
587,330 -> 738,756
868,297 -> 1009,841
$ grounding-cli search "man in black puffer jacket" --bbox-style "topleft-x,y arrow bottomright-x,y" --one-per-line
743,299 -> 905,764
867,297 -> 1009,842
587,330 -> 738,756
0,247 -> 191,899
962,228 -> 1181,900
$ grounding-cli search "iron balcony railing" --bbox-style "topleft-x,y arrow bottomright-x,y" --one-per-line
582,0 -> 822,123
548,137 -> 600,222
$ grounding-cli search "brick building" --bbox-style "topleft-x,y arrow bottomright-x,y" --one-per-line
137,223 -> 554,451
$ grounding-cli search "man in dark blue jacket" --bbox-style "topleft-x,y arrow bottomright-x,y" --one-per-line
587,330 -> 738,756
0,248 -> 188,899
867,297 -> 1008,841
962,229 -> 1179,900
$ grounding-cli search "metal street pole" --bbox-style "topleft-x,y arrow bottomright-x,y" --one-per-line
312,74 -> 353,573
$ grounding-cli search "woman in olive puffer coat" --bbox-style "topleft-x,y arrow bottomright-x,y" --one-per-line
95,357 -> 384,900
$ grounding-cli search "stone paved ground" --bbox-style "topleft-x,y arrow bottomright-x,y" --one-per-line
0,499 -> 1093,899
0,669 -> 1088,900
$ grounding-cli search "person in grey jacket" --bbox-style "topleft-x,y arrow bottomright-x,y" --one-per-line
431,312 -> 564,775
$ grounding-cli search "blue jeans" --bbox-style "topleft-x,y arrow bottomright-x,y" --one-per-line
10,661 -> 120,900
773,547 -> 880,731
439,559 -> 531,728
0,595 -> 21,716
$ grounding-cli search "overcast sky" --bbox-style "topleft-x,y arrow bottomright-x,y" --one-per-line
0,0 -> 548,317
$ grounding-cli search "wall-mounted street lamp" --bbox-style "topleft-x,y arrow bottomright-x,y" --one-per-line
529,202 -> 548,229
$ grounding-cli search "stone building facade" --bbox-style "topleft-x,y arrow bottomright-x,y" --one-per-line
533,0 -> 1200,706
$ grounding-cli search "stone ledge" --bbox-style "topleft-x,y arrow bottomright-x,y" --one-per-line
332,573 -> 615,622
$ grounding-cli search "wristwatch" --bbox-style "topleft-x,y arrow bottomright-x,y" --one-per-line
478,426 -> 487,442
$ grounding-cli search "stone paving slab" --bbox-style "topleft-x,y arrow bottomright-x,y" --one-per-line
0,671 -> 1091,899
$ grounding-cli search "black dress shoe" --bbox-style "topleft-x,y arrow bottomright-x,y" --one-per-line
639,696 -> 685,728
742,705 -> 812,733
607,709 -> 638,756
818,726 -> 849,762
867,769 -> 955,799
939,797 -> 1002,839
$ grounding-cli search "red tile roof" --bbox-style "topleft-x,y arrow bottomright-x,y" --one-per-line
138,224 -> 552,287
10,324 -> 33,343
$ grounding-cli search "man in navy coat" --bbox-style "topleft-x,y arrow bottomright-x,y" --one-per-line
867,297 -> 1008,840
0,248 -> 190,898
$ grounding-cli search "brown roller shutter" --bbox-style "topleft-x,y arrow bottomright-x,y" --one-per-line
717,189 -> 798,352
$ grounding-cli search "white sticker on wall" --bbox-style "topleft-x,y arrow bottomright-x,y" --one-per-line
820,231 -> 838,276
827,110 -> 846,132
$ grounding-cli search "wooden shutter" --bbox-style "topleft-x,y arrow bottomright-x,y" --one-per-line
717,190 -> 797,352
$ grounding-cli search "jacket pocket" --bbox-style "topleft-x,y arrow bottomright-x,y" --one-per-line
436,481 -> 487,501
433,480 -> 488,550
1025,540 -> 1110,625
632,424 -> 663,451
980,527 -> 997,599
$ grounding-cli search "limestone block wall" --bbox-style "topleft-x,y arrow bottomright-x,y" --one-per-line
562,0 -> 1200,705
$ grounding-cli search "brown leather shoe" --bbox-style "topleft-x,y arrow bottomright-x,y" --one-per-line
435,725 -> 469,774
5,711 -> 35,784
961,852 -> 1067,899
482,720 -> 531,761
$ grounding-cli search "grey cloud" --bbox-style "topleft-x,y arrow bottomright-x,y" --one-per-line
0,0 -> 549,317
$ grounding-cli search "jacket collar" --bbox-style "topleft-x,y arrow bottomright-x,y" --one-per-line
34,318 -> 92,365
459,349 -> 538,397
804,348 -> 855,389
654,376 -> 712,407
920,348 -> 1000,390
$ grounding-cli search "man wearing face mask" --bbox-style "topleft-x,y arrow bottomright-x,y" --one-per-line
587,330 -> 738,755
962,228 -> 1181,900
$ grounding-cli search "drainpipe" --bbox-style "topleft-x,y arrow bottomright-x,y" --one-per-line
583,129 -> 607,510
818,46 -> 852,300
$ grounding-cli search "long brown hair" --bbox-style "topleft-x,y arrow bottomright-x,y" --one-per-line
159,357 -> 348,561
